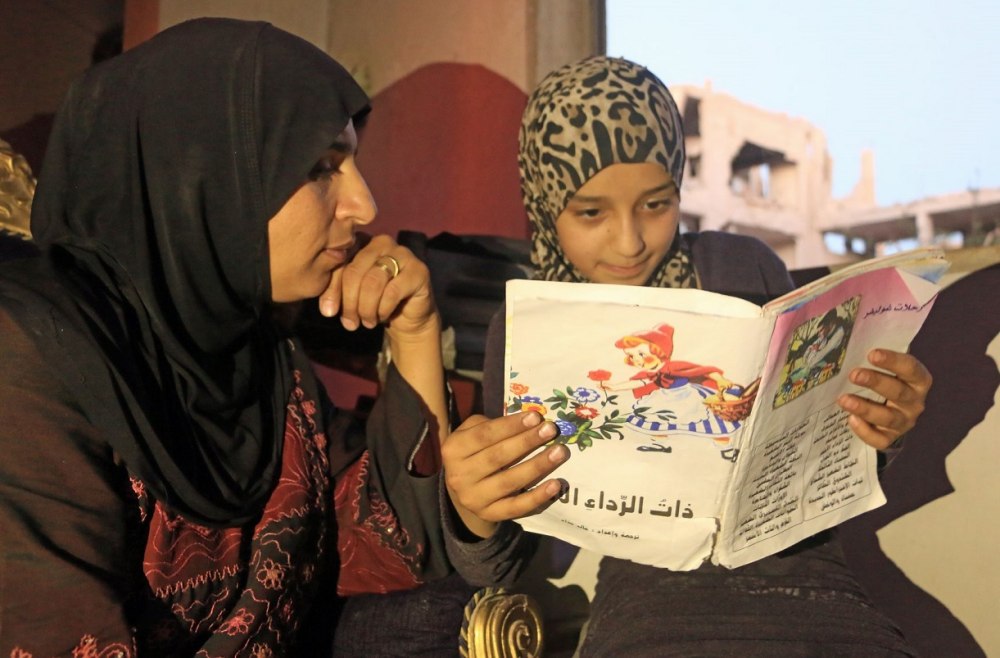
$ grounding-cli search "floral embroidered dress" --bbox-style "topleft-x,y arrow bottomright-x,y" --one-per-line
0,325 -> 445,657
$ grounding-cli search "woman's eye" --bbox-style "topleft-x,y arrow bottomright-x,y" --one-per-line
575,207 -> 602,220
308,157 -> 343,180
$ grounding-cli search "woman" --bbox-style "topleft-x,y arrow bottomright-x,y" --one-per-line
443,56 -> 932,656
0,19 -> 558,656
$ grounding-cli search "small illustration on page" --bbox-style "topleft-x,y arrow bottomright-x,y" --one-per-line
506,322 -> 758,460
603,323 -> 751,461
505,374 -> 631,451
773,296 -> 861,409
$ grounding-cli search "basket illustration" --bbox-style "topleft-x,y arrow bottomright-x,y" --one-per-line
704,378 -> 760,423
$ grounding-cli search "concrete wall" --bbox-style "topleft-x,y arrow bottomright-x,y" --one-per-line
673,83 -> 847,268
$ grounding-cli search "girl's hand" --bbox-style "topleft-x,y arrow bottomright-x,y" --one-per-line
317,234 -> 437,339
837,349 -> 932,450
443,411 -> 569,539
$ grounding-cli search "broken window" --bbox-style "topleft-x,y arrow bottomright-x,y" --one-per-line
688,154 -> 701,180
729,141 -> 793,200
682,97 -> 700,137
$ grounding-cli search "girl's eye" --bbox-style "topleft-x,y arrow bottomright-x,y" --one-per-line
643,197 -> 673,211
574,207 -> 603,220
308,157 -> 344,180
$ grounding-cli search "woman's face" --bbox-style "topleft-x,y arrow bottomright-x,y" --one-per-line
268,119 -> 376,303
555,162 -> 679,286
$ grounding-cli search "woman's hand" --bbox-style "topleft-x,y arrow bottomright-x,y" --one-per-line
443,411 -> 569,539
318,233 -> 437,340
318,233 -> 449,462
837,349 -> 932,450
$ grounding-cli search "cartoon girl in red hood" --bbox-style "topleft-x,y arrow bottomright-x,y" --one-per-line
599,323 -> 742,448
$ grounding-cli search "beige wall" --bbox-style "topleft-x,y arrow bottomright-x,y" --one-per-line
158,0 -> 330,59
157,0 -> 602,95
880,325 -> 1000,656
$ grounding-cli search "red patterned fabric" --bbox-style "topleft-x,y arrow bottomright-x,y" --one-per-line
122,371 -> 332,655
2,359 -> 429,657
9,636 -> 137,658
334,453 -> 422,596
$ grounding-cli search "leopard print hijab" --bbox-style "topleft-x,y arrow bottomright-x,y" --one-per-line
519,56 -> 696,288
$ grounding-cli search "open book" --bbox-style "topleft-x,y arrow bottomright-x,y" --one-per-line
503,247 -> 949,570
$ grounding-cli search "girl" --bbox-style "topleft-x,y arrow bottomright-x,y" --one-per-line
443,56 -> 932,656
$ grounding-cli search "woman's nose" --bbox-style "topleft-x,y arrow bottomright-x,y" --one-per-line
337,161 -> 377,225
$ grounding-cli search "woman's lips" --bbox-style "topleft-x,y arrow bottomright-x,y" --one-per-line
322,239 -> 355,265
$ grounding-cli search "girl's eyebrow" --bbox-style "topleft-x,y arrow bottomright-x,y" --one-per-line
641,182 -> 677,196
570,182 -> 676,204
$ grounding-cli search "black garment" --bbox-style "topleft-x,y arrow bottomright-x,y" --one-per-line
0,306 -> 449,653
4,18 -> 369,526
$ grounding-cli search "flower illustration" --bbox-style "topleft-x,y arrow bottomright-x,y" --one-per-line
555,419 -> 578,436
521,403 -> 547,415
510,382 -> 529,396
518,395 -> 548,415
588,369 -> 611,382
505,373 -> 627,451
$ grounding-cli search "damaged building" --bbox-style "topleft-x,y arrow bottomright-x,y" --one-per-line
671,82 -> 1000,268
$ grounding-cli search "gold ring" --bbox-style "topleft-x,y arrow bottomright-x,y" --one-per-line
373,254 -> 401,280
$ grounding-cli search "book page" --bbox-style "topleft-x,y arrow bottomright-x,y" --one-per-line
764,246 -> 948,315
716,266 -> 942,567
504,280 -> 772,570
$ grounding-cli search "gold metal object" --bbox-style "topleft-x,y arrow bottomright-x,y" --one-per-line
460,587 -> 544,658
0,139 -> 35,238
374,254 -> 401,279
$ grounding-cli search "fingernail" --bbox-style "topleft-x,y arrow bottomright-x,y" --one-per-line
320,300 -> 336,317
869,349 -> 885,364
545,480 -> 563,497
522,411 -> 542,427
538,422 -> 557,440
548,445 -> 568,463
840,395 -> 858,411
341,317 -> 358,331
851,369 -> 869,385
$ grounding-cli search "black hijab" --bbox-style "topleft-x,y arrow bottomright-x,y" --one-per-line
10,18 -> 369,526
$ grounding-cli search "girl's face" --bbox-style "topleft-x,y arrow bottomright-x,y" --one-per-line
624,343 -> 662,370
268,120 -> 376,302
556,162 -> 680,286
